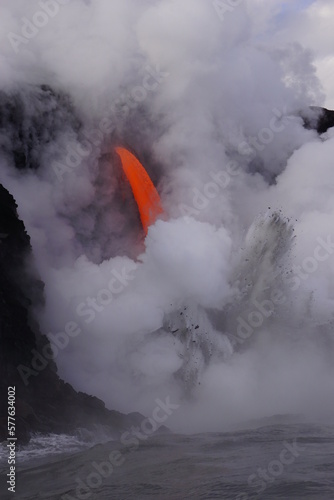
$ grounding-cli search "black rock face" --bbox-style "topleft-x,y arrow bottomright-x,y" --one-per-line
301,106 -> 334,134
0,84 -> 80,171
315,107 -> 334,134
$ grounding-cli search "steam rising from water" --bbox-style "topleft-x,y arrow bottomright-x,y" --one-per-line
1,0 -> 334,431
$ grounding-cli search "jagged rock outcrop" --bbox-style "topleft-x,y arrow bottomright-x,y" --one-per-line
0,84 -> 80,171
301,106 -> 334,134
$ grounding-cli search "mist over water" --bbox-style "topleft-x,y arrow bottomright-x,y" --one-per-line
1,0 -> 334,433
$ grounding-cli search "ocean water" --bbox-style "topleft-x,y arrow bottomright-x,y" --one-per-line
1,419 -> 334,500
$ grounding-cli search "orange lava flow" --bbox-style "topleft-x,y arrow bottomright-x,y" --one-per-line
115,147 -> 164,234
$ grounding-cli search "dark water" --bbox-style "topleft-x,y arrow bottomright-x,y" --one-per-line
1,421 -> 334,500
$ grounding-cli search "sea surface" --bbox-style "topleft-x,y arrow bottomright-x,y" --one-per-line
1,419 -> 334,499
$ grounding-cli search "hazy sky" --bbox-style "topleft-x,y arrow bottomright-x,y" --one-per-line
249,0 -> 333,108
277,0 -> 334,108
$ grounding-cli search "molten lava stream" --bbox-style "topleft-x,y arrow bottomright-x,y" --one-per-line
115,147 -> 164,234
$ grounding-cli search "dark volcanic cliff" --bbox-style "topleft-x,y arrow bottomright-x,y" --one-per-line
301,106 -> 334,135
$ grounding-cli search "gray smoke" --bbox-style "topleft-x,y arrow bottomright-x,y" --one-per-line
0,0 -> 334,432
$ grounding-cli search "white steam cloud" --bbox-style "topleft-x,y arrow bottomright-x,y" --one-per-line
0,0 -> 334,432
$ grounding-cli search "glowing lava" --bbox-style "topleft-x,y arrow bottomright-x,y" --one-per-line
115,147 -> 164,234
